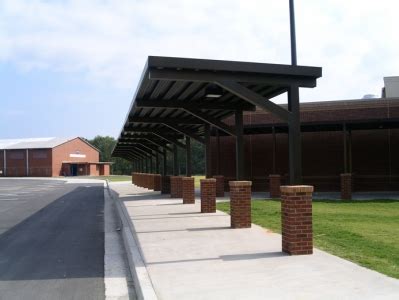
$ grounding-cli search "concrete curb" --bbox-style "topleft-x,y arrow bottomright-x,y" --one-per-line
105,181 -> 158,300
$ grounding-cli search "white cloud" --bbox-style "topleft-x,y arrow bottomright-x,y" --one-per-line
1,0 -> 399,100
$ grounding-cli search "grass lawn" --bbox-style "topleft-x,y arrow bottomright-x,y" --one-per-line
193,175 -> 205,188
217,199 -> 399,279
89,175 -> 132,182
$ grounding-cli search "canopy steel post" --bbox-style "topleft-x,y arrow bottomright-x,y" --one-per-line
162,147 -> 167,176
150,156 -> 154,173
146,157 -> 149,173
272,126 -> 277,174
185,136 -> 192,177
155,151 -> 160,174
205,124 -> 212,178
216,130 -> 221,175
288,85 -> 302,184
235,110 -> 245,180
173,144 -> 178,176
343,123 -> 348,173
289,0 -> 297,66
140,159 -> 143,172
348,129 -> 353,173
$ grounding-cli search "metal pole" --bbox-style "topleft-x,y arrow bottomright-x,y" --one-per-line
146,157 -> 149,173
162,147 -> 167,176
235,110 -> 245,180
155,151 -> 160,174
204,124 -> 212,178
272,126 -> 277,174
288,85 -> 302,184
186,136 -> 192,177
289,0 -> 297,66
343,123 -> 348,173
173,144 -> 178,176
150,156 -> 154,173
348,129 -> 353,173
216,130 -> 221,175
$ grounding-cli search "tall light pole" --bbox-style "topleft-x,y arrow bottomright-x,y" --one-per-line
289,0 -> 297,66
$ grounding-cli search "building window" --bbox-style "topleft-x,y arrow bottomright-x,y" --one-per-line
32,150 -> 48,159
9,151 -> 24,160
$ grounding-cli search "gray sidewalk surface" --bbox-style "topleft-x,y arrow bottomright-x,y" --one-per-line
110,182 -> 399,300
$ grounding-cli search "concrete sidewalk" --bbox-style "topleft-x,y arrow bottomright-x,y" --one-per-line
110,182 -> 399,300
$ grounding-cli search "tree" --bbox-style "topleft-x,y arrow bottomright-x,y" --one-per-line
87,135 -> 133,175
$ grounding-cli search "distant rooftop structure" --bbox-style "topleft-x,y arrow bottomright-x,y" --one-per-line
0,137 -> 90,150
383,76 -> 399,98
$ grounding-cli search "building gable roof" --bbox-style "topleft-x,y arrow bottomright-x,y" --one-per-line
0,137 -> 98,151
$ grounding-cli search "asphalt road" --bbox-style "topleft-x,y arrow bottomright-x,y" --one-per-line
0,179 -> 105,300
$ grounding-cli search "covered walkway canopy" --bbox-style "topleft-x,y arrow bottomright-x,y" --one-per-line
112,56 -> 322,183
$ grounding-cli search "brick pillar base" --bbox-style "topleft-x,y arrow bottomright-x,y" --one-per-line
182,177 -> 195,204
200,179 -> 216,213
229,181 -> 252,228
170,176 -> 183,198
281,185 -> 313,255
340,173 -> 352,200
213,175 -> 225,197
161,176 -> 170,194
154,174 -> 161,191
269,174 -> 281,198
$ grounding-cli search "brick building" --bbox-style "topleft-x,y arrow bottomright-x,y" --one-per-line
0,137 -> 111,177
211,97 -> 399,192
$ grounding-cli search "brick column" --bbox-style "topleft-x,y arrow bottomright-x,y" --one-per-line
213,175 -> 225,197
161,175 -> 170,194
269,174 -> 281,198
170,176 -> 183,198
154,174 -> 161,191
182,177 -> 195,204
229,181 -> 252,228
281,185 -> 313,255
340,173 -> 352,200
200,179 -> 216,213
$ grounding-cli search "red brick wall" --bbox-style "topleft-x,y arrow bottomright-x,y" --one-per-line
52,138 -> 99,176
28,149 -> 52,176
6,150 -> 27,176
100,164 -> 110,176
218,99 -> 399,191
89,164 -> 99,176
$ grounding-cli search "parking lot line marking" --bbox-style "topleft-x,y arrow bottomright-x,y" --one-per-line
0,199 -> 21,201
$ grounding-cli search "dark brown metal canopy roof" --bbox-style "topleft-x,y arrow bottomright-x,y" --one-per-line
112,56 -> 322,160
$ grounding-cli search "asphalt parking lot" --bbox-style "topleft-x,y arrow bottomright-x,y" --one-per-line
0,179 -> 106,300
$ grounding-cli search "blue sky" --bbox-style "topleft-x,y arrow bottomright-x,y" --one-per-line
1,0 -> 398,139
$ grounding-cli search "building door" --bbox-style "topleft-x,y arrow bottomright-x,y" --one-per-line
70,164 -> 78,176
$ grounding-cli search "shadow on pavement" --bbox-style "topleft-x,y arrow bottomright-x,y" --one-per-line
0,185 -> 104,281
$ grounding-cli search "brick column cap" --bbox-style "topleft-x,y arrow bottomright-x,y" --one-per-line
229,181 -> 252,187
201,178 -> 216,183
170,175 -> 183,179
182,177 -> 194,181
280,185 -> 314,193
269,174 -> 281,178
